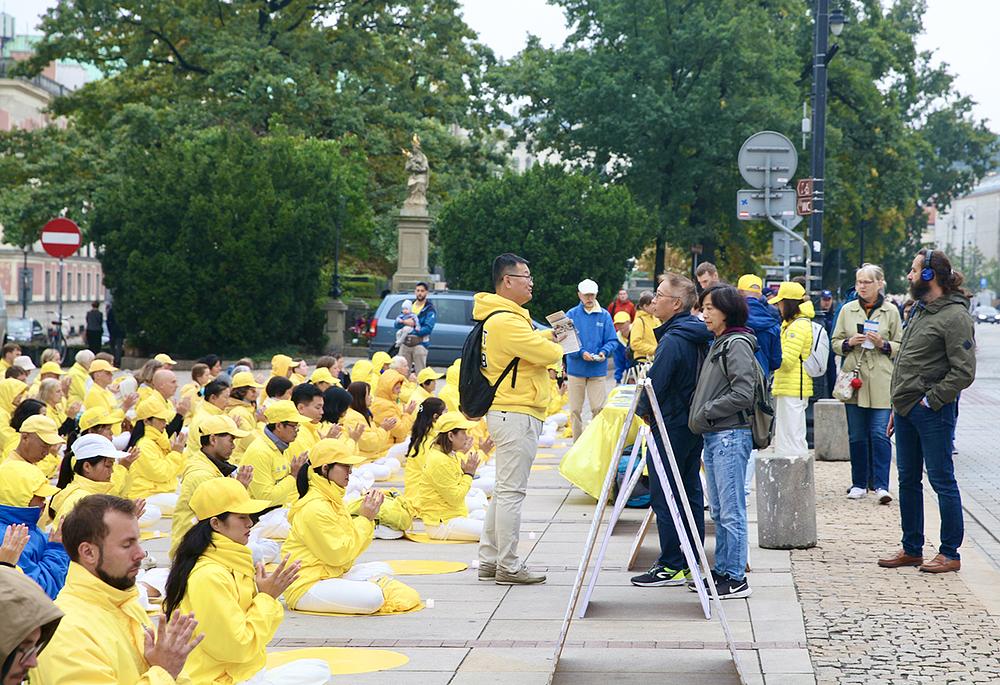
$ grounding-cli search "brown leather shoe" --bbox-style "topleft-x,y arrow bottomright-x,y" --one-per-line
919,554 -> 961,573
877,549 -> 924,568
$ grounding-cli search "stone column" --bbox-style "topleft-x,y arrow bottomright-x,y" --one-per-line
391,206 -> 432,291
322,298 -> 348,353
814,399 -> 851,461
756,450 -> 817,549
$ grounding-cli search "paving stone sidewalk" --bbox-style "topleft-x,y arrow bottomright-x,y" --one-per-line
791,461 -> 1000,684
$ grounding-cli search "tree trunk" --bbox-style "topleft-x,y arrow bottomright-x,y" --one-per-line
654,234 -> 665,279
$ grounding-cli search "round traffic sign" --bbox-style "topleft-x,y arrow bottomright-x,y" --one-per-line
738,131 -> 798,189
40,218 -> 82,259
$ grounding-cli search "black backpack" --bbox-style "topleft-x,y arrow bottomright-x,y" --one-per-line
458,311 -> 520,419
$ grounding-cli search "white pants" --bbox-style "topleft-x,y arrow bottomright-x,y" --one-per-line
465,488 -> 488,512
567,375 -> 609,440
136,568 -> 170,610
146,492 -> 178,516
295,562 -> 392,615
426,517 -> 483,541
472,475 -> 495,496
238,659 -> 332,685
773,396 -> 809,455
248,538 -> 281,565
355,456 -> 399,482
138,504 -> 161,529
253,509 -> 290,539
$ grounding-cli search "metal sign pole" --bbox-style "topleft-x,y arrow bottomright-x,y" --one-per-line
58,258 -> 64,342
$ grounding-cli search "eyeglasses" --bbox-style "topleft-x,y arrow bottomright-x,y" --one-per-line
15,642 -> 42,666
506,274 -> 534,283
856,279 -> 876,286
653,292 -> 681,301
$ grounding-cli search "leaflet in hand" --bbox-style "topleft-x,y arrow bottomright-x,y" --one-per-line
546,310 -> 581,355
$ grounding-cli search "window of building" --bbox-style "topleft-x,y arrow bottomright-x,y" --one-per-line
77,273 -> 82,301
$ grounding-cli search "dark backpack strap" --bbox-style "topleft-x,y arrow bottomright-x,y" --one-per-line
478,310 -> 522,390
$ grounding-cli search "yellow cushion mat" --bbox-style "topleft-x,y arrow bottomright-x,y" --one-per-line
385,560 -> 467,575
403,531 -> 474,544
266,646 -> 409,674
140,530 -> 167,541
291,601 -> 424,618
531,465 -> 553,471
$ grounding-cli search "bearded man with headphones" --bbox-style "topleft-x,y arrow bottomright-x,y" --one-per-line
878,249 -> 976,574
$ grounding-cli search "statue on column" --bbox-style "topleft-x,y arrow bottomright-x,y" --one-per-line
402,134 -> 429,214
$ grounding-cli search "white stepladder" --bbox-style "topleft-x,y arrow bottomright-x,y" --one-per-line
552,378 -> 747,685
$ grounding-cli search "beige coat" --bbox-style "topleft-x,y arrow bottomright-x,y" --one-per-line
831,297 -> 902,409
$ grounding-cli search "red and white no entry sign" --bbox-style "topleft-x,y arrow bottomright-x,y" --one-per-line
40,218 -> 82,259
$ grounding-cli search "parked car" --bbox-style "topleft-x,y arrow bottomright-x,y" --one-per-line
367,290 -> 548,367
6,317 -> 47,345
973,306 -> 1000,324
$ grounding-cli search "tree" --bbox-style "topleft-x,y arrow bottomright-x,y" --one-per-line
91,126 -> 372,355
436,165 -> 654,316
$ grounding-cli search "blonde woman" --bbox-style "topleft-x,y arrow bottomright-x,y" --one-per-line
832,264 -> 902,503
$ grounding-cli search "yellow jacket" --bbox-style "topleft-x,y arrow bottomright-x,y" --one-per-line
178,534 -> 283,684
773,301 -> 816,398
50,475 -> 117,527
128,426 -> 185,498
471,292 -> 564,420
546,378 -> 566,416
283,474 -> 374,609
415,445 -> 472,525
629,310 -> 661,361
403,436 -> 433,512
184,402 -> 225,455
340,408 -> 390,459
84,384 -> 117,413
439,361 -> 460,412
370,370 -> 415,443
34,562 -> 183,685
241,432 -> 296,506
288,420 -> 328,459
410,385 -> 432,406
66,363 -> 90,405
0,378 -> 27,458
225,399 -> 259,459
171,451 -> 228,558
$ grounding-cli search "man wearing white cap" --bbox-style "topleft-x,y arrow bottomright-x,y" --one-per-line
565,278 -> 618,440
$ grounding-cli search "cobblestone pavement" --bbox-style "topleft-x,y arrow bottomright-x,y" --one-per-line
791,461 -> 1000,684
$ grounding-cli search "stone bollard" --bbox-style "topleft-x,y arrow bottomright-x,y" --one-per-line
813,399 -> 850,461
756,450 -> 817,549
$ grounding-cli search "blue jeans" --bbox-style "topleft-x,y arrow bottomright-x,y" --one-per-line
894,402 -> 963,560
702,428 -> 753,581
844,405 -> 892,491
647,427 -> 705,570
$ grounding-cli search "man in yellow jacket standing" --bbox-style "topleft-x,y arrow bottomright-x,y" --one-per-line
473,253 -> 564,585
34,494 -> 203,684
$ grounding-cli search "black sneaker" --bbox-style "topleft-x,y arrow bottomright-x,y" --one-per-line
715,575 -> 752,599
687,570 -> 725,593
630,564 -> 691,587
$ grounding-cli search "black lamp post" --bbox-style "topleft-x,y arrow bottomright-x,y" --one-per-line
329,197 -> 344,299
808,2 -> 845,295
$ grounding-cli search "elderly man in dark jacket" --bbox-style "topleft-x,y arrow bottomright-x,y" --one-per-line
632,273 -> 712,587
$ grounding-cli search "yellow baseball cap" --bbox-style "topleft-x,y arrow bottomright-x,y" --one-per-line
768,281 -> 806,305
0,461 -> 59,507
433,411 -> 478,435
264,400 -> 309,424
270,354 -> 301,378
350,360 -> 373,384
38,362 -> 64,376
79,407 -> 124,431
737,274 -> 763,293
190,478 -> 271,521
309,438 -> 366,468
416,367 -> 443,384
309,367 -> 337,386
199,414 -> 250,438
154,353 -> 177,366
135,395 -> 174,422
19,414 -> 64,445
613,311 -> 631,324
232,371 -> 263,389
88,359 -> 117,374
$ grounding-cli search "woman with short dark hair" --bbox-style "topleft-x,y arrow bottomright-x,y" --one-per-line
688,284 -> 757,599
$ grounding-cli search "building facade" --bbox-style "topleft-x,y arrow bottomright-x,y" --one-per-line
933,174 -> 1000,267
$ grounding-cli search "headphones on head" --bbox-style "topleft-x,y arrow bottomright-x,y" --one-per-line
921,250 -> 935,282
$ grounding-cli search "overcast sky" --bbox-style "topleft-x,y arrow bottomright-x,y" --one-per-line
2,0 -> 997,130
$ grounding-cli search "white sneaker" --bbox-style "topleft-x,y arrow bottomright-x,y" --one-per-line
875,488 -> 893,505
846,487 -> 866,499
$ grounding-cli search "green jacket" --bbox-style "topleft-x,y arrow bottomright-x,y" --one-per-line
832,296 -> 902,409
890,292 -> 976,416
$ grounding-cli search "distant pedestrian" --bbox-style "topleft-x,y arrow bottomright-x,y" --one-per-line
769,282 -> 815,455
818,290 -> 838,398
737,275 -> 781,378
831,264 -> 901,504
611,312 -> 632,384
106,303 -> 125,367
395,282 -> 437,374
607,289 -> 637,322
695,262 -> 720,292
565,279 -> 618,440
628,291 -> 660,366
879,250 -> 975,574
84,302 -> 103,354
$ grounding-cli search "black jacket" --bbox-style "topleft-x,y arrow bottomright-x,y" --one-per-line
636,312 -> 712,429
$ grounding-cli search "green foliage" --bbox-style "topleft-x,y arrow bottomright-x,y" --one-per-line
496,0 -> 998,287
436,165 -> 654,316
91,126 -> 372,356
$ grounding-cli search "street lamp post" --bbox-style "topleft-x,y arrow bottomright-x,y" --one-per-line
808,2 -> 844,295
960,209 -> 975,272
